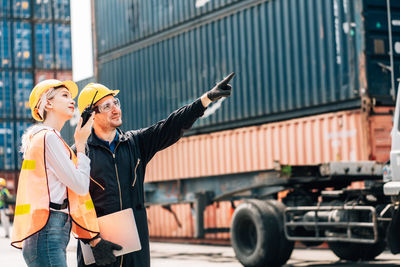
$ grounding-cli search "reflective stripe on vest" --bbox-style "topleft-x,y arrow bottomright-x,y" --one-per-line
11,129 -> 99,248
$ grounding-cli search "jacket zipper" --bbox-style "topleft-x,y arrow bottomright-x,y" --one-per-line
90,177 -> 105,191
112,142 -> 123,211
132,158 -> 141,187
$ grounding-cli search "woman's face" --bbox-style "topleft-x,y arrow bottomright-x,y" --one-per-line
47,87 -> 76,120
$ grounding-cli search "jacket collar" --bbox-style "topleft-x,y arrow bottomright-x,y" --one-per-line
87,128 -> 130,147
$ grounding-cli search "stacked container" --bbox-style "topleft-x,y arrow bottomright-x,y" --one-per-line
91,0 -> 400,241
0,0 -> 72,190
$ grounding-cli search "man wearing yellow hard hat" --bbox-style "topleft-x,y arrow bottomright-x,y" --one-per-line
0,177 -> 10,238
75,73 -> 234,267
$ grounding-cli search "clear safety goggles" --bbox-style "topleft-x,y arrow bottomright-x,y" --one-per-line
94,98 -> 121,113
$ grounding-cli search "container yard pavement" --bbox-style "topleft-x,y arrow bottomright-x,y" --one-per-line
1,232 -> 400,267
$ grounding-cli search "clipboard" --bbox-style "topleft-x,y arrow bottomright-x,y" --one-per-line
80,208 -> 142,265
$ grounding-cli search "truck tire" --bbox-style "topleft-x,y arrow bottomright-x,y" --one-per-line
328,240 -> 386,261
230,200 -> 280,267
265,200 -> 295,266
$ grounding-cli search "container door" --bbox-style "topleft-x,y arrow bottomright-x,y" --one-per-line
363,0 -> 400,103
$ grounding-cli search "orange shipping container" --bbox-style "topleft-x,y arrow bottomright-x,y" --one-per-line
146,107 -> 393,182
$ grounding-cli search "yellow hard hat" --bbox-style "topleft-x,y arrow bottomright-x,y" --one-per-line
29,79 -> 78,121
78,83 -> 119,114
0,178 -> 6,187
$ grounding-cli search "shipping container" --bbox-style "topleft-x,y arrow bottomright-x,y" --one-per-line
34,0 -> 52,19
95,0 -> 400,134
0,0 -> 11,17
0,72 -> 13,119
147,201 -> 233,240
0,20 -> 12,68
34,69 -> 55,82
55,70 -> 72,81
54,23 -> 71,69
35,23 -> 54,69
145,107 -> 393,182
13,21 -> 32,68
53,0 -> 70,20
95,0 -> 241,54
14,71 -> 33,119
0,122 -> 15,170
12,0 -> 30,18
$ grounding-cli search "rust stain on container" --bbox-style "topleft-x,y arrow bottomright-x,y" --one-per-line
146,109 -> 393,182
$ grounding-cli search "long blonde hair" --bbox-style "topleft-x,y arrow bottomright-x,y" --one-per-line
20,87 -> 61,157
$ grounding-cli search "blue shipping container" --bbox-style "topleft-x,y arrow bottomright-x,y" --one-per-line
12,0 -> 30,18
15,71 -> 33,119
0,122 -> 15,170
14,21 -> 32,68
0,0 -> 11,17
15,121 -> 33,168
53,0 -> 70,20
96,0 -> 400,133
35,23 -> 54,69
0,72 -> 13,119
0,20 -> 12,68
55,23 -> 72,69
34,0 -> 52,19
95,0 -> 240,54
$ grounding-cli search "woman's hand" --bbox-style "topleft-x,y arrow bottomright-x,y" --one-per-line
74,113 -> 95,153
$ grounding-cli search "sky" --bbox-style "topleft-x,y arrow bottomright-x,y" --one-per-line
70,0 -> 93,82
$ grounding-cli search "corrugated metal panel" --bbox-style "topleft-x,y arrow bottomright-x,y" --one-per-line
35,69 -> 55,82
35,23 -> 54,69
0,0 -> 11,17
15,121 -> 33,168
0,122 -> 15,170
54,23 -> 72,69
145,109 -> 393,182
15,71 -> 33,119
55,70 -> 72,81
97,0 -> 399,133
0,20 -> 12,68
12,0 -> 30,18
34,0 -> 52,19
95,0 -> 240,54
14,21 -> 32,68
53,0 -> 70,20
0,72 -> 13,119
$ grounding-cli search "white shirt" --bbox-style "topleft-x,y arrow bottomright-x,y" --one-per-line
28,126 -> 91,210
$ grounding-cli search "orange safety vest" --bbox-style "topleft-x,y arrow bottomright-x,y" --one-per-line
11,129 -> 99,249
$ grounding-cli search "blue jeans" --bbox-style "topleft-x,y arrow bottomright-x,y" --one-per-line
22,211 -> 71,267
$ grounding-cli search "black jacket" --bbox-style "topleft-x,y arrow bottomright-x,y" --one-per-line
77,99 -> 206,267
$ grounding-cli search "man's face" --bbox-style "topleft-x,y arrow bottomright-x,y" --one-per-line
93,95 -> 122,131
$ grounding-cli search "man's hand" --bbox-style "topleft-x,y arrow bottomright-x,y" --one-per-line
206,72 -> 235,102
91,238 -> 123,266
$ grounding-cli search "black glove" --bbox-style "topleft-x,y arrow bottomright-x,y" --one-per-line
91,238 -> 123,266
206,72 -> 235,102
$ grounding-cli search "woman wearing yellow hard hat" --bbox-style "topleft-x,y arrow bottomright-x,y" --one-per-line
10,79 -> 121,266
